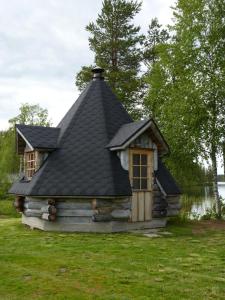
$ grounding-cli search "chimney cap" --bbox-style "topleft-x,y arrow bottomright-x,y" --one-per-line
92,66 -> 104,80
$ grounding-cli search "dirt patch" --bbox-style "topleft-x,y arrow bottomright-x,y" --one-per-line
192,220 -> 225,234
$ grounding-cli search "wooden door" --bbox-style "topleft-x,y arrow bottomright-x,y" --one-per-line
129,149 -> 153,222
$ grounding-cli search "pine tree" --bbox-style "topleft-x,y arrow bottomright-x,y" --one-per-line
75,0 -> 143,119
143,18 -> 169,68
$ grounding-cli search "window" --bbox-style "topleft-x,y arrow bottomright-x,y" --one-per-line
25,152 -> 36,179
130,151 -> 152,190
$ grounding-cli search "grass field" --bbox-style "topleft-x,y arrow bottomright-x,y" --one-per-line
0,200 -> 225,300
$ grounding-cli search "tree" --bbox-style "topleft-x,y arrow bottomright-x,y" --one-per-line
75,0 -> 144,119
223,142 -> 225,177
174,0 -> 225,217
9,103 -> 51,127
0,103 -> 51,199
143,18 -> 170,68
145,0 -> 225,217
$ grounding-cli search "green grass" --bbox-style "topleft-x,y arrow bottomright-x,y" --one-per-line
0,203 -> 225,299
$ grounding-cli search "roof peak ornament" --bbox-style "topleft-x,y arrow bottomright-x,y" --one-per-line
92,66 -> 104,80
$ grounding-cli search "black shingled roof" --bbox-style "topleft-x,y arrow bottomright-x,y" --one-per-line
16,124 -> 60,149
155,159 -> 181,195
10,78 -> 133,197
9,69 -> 180,197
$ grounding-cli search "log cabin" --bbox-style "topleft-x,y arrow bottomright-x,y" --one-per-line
9,67 -> 181,232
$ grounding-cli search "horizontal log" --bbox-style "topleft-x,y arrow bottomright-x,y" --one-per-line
57,209 -> 94,217
153,203 -> 168,210
92,199 -> 112,209
26,197 -> 47,204
41,205 -> 57,215
42,213 -> 56,221
167,209 -> 180,217
112,198 -> 130,203
153,197 -> 164,203
92,198 -> 130,209
154,197 -> 167,204
167,198 -> 181,205
92,214 -> 112,222
23,209 -> 42,217
24,202 -> 43,210
167,196 -> 180,202
153,190 -> 162,197
96,207 -> 113,214
152,184 -> 160,191
111,209 -> 130,219
56,202 -> 92,210
167,203 -> 181,210
152,209 -> 167,218
121,202 -> 131,210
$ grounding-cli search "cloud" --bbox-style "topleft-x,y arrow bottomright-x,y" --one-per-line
0,0 -> 174,130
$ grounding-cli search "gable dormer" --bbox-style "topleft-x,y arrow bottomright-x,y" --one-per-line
107,119 -> 170,193
16,124 -> 59,180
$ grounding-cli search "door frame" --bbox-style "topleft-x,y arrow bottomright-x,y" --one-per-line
129,148 -> 153,222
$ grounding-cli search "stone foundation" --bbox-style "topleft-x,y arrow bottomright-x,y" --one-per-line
22,214 -> 167,232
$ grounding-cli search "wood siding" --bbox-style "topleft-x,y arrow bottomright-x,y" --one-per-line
131,191 -> 152,222
129,149 -> 153,222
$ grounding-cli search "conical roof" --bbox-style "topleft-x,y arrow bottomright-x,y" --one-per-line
10,72 -> 133,197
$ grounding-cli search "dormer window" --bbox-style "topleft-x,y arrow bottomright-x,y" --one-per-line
25,151 -> 36,179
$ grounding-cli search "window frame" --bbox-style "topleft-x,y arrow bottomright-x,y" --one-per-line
129,149 -> 153,191
24,151 -> 36,179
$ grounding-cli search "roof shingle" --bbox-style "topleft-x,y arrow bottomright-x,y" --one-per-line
155,159 -> 181,195
107,119 -> 150,149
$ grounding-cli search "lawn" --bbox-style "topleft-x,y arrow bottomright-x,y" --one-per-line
0,200 -> 225,300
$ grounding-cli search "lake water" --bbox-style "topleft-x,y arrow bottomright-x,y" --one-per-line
181,182 -> 225,218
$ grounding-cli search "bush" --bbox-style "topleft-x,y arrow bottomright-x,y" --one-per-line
200,197 -> 225,220
0,199 -> 20,218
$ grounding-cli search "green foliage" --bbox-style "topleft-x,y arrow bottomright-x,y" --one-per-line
9,103 -> 51,127
76,0 -> 144,119
0,200 -> 19,218
144,1 -> 225,191
200,198 -> 225,220
143,18 -> 170,67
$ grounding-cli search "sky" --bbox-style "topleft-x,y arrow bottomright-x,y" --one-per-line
0,0 -> 223,173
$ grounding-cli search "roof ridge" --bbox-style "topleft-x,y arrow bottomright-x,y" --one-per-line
99,81 -> 117,194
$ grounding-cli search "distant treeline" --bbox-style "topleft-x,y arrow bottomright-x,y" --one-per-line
218,175 -> 225,182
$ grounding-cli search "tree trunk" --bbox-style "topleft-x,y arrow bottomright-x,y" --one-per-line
211,147 -> 221,218
223,142 -> 225,177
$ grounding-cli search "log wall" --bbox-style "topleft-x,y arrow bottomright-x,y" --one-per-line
166,196 -> 181,217
21,196 -> 167,232
22,197 -> 132,226
152,183 -> 181,218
